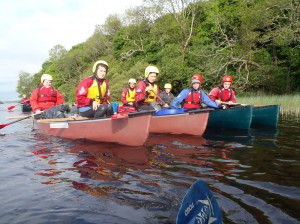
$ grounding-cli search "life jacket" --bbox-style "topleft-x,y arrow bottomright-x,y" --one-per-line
144,81 -> 158,103
126,88 -> 136,103
87,77 -> 108,103
217,85 -> 233,102
37,86 -> 57,103
183,89 -> 202,109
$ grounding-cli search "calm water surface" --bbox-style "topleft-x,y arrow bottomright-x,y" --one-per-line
0,103 -> 299,224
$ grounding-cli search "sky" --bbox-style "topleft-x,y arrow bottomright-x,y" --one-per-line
0,0 -> 143,101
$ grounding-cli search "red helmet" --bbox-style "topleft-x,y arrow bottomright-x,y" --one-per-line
222,75 -> 233,83
192,74 -> 203,83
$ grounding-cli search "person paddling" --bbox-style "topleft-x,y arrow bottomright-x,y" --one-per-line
30,74 -> 64,115
209,75 -> 236,105
135,65 -> 164,111
172,74 -> 226,110
76,60 -> 113,118
121,78 -> 137,107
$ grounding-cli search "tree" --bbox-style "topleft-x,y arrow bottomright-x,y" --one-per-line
48,44 -> 67,62
16,71 -> 34,97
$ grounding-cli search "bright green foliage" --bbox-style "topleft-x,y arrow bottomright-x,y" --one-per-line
17,0 -> 300,102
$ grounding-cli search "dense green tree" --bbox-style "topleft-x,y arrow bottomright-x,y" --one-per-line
17,0 -> 300,102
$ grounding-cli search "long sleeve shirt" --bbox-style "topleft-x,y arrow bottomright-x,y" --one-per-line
172,88 -> 220,109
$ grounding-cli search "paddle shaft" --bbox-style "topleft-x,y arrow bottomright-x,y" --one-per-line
150,89 -> 166,105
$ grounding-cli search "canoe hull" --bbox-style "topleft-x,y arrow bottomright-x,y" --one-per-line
149,110 -> 209,135
208,105 -> 253,129
35,113 -> 152,146
251,105 -> 280,126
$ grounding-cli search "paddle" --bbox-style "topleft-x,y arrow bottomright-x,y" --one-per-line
176,179 -> 222,224
150,89 -> 166,105
7,103 -> 20,111
0,114 -> 34,129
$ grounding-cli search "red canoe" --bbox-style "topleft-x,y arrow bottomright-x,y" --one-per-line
34,111 -> 153,146
149,109 -> 210,136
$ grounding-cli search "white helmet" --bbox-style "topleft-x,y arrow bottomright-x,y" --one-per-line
41,74 -> 53,83
92,60 -> 109,73
128,78 -> 137,84
145,66 -> 159,78
164,83 -> 172,89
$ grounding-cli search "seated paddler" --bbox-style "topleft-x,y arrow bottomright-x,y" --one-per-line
76,60 -> 113,118
172,74 -> 226,110
135,65 -> 164,111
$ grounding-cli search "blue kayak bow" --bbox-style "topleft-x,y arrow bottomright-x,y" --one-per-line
176,179 -> 222,224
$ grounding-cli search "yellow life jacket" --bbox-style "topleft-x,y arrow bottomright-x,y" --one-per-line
126,88 -> 136,103
87,79 -> 107,103
145,84 -> 158,103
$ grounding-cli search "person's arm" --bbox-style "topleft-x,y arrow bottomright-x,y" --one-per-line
201,90 -> 222,109
208,87 -> 219,102
76,78 -> 93,107
230,90 -> 237,103
55,89 -> 64,105
172,89 -> 189,108
135,81 -> 148,103
30,88 -> 41,112
121,88 -> 128,105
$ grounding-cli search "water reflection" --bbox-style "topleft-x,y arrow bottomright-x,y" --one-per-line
26,122 -> 299,223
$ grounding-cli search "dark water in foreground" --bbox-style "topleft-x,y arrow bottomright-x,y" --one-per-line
0,103 -> 299,224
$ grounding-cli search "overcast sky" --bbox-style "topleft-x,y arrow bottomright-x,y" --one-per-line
0,0 -> 142,101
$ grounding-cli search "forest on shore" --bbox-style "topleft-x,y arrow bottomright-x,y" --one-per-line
17,0 -> 300,102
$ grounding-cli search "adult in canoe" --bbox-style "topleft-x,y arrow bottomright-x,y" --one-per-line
135,65 -> 164,111
121,78 -> 137,107
76,60 -> 113,119
209,75 -> 236,105
30,74 -> 64,115
172,74 -> 225,110
160,83 -> 174,108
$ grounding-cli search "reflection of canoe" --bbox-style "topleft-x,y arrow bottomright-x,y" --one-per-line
21,104 -> 32,112
34,111 -> 153,146
150,109 -> 210,135
207,105 -> 253,129
251,105 -> 280,126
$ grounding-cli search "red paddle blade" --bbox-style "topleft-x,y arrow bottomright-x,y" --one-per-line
110,113 -> 128,120
0,124 -> 9,129
7,105 -> 15,110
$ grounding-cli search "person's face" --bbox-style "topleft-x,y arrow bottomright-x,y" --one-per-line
165,88 -> 171,93
129,82 -> 135,88
43,80 -> 52,88
192,82 -> 200,89
147,73 -> 157,83
223,82 -> 231,89
96,65 -> 107,79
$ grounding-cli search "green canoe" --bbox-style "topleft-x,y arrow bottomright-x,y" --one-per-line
207,105 -> 253,129
251,104 -> 280,126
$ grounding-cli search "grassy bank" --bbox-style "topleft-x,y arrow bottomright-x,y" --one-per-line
238,94 -> 300,117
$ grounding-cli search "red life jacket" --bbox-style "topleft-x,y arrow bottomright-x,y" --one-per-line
37,86 -> 57,103
183,89 -> 202,109
217,86 -> 233,102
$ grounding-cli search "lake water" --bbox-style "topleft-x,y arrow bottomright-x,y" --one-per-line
0,103 -> 299,224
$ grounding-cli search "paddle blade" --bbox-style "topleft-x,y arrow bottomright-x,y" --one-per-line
176,179 -> 222,224
7,105 -> 15,110
0,124 -> 9,129
110,113 -> 128,120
